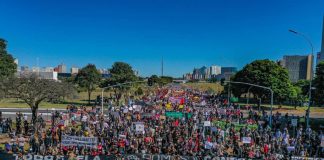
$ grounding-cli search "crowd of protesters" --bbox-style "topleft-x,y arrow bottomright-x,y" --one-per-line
0,86 -> 323,159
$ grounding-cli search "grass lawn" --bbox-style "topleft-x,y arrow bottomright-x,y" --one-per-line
182,82 -> 224,94
238,103 -> 324,118
0,85 -> 147,109
0,91 -> 106,109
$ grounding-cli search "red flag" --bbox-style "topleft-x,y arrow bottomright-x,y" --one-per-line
180,98 -> 185,105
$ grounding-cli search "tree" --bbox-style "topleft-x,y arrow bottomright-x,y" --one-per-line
107,62 -> 137,85
149,75 -> 173,86
231,59 -> 294,103
75,64 -> 101,104
2,76 -> 75,124
313,61 -> 324,106
0,38 -> 17,78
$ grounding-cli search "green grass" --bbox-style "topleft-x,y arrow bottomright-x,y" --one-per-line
0,85 -> 148,109
182,82 -> 224,94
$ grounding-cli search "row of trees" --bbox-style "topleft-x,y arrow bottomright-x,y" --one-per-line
74,62 -> 138,104
229,59 -> 324,106
0,38 -> 142,124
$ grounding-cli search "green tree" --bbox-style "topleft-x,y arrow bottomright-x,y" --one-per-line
75,64 -> 101,104
149,75 -> 173,86
2,76 -> 75,124
232,59 -> 293,103
106,62 -> 137,85
0,38 -> 17,78
292,80 -> 310,106
313,61 -> 324,106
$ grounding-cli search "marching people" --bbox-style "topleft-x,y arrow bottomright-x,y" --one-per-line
1,87 -> 323,159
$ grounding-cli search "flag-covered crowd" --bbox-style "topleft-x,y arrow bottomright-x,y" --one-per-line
0,86 -> 323,159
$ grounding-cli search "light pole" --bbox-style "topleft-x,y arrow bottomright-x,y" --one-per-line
246,86 -> 253,105
289,29 -> 314,129
225,81 -> 274,127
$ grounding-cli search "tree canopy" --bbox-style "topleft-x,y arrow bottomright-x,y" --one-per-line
231,59 -> 294,103
2,76 -> 75,124
313,61 -> 324,106
0,38 -> 17,78
75,64 -> 101,104
105,62 -> 137,86
150,75 -> 173,86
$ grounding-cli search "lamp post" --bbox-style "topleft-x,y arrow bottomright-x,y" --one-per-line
225,81 -> 274,127
246,86 -> 253,105
289,29 -> 314,129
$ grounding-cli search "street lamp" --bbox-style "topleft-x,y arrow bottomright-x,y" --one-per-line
246,86 -> 253,105
289,29 -> 314,129
225,81 -> 274,127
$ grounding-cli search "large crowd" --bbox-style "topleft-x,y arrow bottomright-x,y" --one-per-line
0,86 -> 323,159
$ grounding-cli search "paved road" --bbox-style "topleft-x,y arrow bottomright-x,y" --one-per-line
0,108 -> 66,120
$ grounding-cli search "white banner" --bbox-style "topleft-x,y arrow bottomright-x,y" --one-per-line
242,137 -> 251,144
61,135 -> 98,148
204,121 -> 211,127
135,123 -> 145,134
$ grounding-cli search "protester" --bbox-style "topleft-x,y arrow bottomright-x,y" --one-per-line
1,86 -> 323,159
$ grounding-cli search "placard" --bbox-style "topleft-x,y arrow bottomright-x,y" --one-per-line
204,121 -> 211,127
61,135 -> 98,148
136,123 -> 145,133
242,137 -> 251,144
291,119 -> 298,127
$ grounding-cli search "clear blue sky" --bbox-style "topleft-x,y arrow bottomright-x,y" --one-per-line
1,0 -> 323,77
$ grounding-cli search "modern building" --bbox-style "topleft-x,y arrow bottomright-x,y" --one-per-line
210,65 -> 221,76
71,67 -> 79,75
17,71 -> 58,81
183,73 -> 192,80
42,67 -> 54,72
57,64 -> 67,73
20,66 -> 29,72
221,67 -> 237,74
317,16 -> 324,64
281,54 -> 313,83
98,68 -> 109,74
31,67 -> 40,72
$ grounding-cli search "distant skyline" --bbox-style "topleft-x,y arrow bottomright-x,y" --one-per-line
0,0 -> 323,77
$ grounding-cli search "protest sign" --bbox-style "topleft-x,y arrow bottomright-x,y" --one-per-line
204,121 -> 211,127
291,119 -> 298,127
119,134 -> 126,139
165,112 -> 183,118
218,109 -> 226,115
160,115 -> 166,120
135,123 -> 145,133
242,137 -> 251,144
287,146 -> 295,152
179,105 -> 184,109
61,135 -> 98,148
204,141 -> 213,149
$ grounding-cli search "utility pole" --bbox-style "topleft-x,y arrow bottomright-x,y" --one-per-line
289,29 -> 314,129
